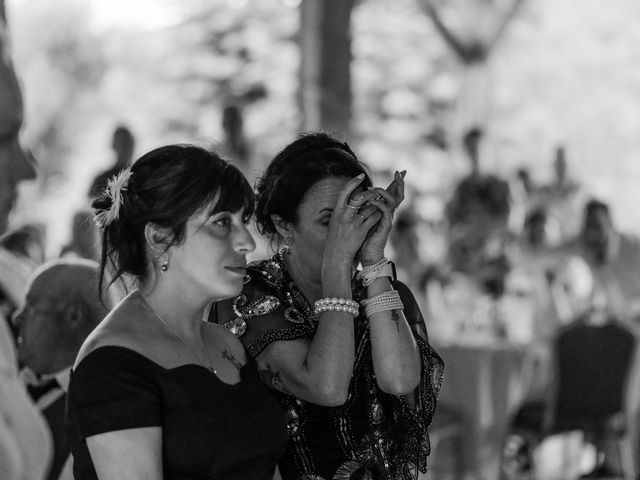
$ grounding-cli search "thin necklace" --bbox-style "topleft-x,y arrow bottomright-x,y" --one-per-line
140,295 -> 217,374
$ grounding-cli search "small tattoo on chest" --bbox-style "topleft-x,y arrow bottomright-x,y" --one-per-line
222,349 -> 243,371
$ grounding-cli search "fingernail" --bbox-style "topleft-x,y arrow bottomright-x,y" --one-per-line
356,173 -> 365,179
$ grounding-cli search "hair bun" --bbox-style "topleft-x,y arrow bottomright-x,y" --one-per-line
91,194 -> 112,211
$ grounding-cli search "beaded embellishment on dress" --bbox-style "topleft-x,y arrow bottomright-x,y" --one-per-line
232,253 -> 445,480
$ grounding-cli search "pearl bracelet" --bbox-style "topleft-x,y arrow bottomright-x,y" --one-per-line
357,258 -> 392,286
314,297 -> 360,317
360,290 -> 404,317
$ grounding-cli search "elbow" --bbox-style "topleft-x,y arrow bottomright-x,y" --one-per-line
312,382 -> 349,407
377,373 -> 421,396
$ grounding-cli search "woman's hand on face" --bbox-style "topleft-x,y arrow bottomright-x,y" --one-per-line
324,174 -> 383,264
359,170 -> 406,265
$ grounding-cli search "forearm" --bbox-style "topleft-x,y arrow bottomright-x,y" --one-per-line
366,277 -> 421,395
262,259 -> 356,405
302,313 -> 355,402
302,259 -> 356,400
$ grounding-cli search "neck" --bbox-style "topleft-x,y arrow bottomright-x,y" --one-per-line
281,251 -> 323,304
137,287 -> 206,340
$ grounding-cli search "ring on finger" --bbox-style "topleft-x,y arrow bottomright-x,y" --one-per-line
374,194 -> 382,201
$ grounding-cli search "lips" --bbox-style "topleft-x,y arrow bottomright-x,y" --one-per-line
224,266 -> 247,275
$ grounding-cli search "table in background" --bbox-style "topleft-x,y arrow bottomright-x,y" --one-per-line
433,337 -> 551,480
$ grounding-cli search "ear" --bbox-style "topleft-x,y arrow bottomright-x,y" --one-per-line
270,214 -> 293,240
144,223 -> 173,254
62,301 -> 89,331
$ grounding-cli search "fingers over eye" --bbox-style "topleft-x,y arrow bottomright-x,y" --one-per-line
337,174 -> 366,208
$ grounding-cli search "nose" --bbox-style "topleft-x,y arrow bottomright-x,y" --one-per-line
235,223 -> 256,254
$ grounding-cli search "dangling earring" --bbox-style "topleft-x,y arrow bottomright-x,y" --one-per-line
160,259 -> 169,272
280,237 -> 291,255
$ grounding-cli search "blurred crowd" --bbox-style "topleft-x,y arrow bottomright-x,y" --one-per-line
2,5 -> 640,480
388,126 -> 640,346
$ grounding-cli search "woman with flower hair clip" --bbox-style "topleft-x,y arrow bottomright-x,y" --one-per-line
215,132 -> 444,480
66,144 -> 287,479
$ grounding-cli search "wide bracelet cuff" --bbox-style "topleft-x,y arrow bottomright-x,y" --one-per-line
360,290 -> 404,317
314,297 -> 360,317
357,258 -> 395,286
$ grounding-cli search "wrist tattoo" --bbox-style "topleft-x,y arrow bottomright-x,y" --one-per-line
222,349 -> 243,371
391,309 -> 401,332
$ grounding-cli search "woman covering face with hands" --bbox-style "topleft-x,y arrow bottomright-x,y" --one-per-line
216,132 -> 444,480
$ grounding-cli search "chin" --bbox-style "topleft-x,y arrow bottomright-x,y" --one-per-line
215,284 -> 243,301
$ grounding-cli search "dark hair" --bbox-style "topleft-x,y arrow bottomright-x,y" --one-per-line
113,125 -> 134,142
524,207 -> 547,228
255,132 -> 372,237
92,144 -> 254,290
463,126 -> 483,144
585,199 -> 609,217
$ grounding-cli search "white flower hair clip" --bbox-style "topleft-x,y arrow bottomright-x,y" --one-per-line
94,168 -> 133,228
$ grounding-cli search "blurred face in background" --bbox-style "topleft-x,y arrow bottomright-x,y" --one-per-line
583,205 -> 612,263
12,272 -> 62,374
0,28 -> 36,234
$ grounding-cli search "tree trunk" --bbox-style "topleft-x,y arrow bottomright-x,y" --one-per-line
299,0 -> 355,137
420,0 -> 525,136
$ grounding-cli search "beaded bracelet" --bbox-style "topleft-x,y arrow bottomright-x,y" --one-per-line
360,290 -> 404,317
314,297 -> 360,317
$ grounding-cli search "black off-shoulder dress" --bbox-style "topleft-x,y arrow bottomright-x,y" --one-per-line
66,346 -> 288,480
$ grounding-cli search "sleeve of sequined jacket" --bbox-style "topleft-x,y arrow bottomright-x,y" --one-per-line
217,263 -> 318,358
384,281 -> 445,474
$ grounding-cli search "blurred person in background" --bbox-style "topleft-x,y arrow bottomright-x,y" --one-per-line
389,205 -> 425,292
555,199 -> 640,323
215,132 -> 443,479
13,258 -> 109,480
0,223 -> 46,265
87,124 -> 135,199
0,8 -> 53,480
536,145 -> 585,243
67,144 -> 287,480
59,210 -> 100,261
500,209 -> 562,341
0,223 -> 45,333
446,126 -> 511,275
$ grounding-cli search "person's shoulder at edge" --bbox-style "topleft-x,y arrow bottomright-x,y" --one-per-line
72,295 -> 141,368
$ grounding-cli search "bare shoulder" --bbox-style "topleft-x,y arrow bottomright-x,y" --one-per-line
74,296 -> 149,368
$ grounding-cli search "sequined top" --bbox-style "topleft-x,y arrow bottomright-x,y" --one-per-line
222,253 -> 444,480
